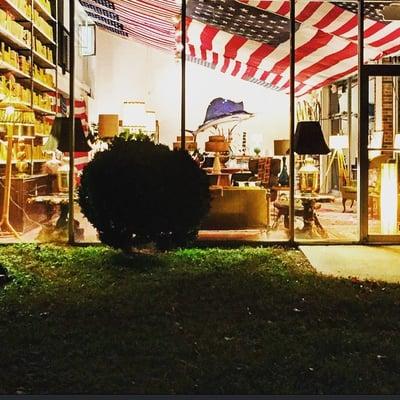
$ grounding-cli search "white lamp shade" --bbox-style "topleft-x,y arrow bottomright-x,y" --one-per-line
329,135 -> 349,150
368,130 -> 383,159
122,101 -> 146,128
394,133 -> 400,151
145,111 -> 156,133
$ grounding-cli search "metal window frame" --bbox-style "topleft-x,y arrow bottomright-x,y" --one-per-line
360,64 -> 400,243
67,0 -> 400,245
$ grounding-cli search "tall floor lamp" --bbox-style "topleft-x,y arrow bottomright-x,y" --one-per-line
322,134 -> 349,191
0,101 -> 35,238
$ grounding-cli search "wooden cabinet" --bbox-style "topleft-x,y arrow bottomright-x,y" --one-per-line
0,173 -> 52,233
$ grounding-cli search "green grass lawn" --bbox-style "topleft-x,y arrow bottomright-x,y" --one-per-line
0,244 -> 399,395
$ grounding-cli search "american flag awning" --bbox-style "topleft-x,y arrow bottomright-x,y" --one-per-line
79,0 -> 180,51
79,0 -> 400,96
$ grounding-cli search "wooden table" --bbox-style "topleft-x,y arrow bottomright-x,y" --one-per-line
273,193 -> 335,238
296,194 -> 334,238
207,173 -> 231,187
27,193 -> 83,241
0,174 -> 52,233
271,185 -> 290,200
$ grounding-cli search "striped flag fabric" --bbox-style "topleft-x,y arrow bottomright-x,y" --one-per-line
79,0 -> 400,96
79,0 -> 180,51
184,0 -> 400,96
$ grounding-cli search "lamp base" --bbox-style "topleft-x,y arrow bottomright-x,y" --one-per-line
0,219 -> 20,239
278,156 -> 289,186
212,152 -> 222,174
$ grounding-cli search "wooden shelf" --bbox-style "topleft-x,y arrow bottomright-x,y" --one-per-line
33,0 -> 55,22
32,50 -> 55,69
33,25 -> 55,46
0,24 -> 30,50
13,75 -> 55,92
0,159 -> 50,165
32,78 -> 56,92
0,60 -> 30,78
0,0 -> 30,22
32,105 -> 55,115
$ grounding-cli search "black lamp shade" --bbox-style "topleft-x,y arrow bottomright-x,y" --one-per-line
50,117 -> 91,152
293,121 -> 330,155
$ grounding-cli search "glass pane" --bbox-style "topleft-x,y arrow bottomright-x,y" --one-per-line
185,0 -> 290,242
75,0 -> 182,243
0,0 -> 60,244
294,1 -> 359,242
367,75 -> 400,235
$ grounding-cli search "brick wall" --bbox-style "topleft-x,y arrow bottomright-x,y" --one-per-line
382,75 -> 393,148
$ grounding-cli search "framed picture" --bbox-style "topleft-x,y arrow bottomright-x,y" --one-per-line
79,23 -> 96,56
58,26 -> 70,73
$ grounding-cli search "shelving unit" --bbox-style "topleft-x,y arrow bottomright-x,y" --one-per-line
0,0 -> 58,167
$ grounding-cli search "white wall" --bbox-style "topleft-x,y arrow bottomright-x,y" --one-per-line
57,0 -> 96,97
91,29 -> 290,155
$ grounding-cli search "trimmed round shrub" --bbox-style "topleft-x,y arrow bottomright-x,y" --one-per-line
79,137 -> 210,251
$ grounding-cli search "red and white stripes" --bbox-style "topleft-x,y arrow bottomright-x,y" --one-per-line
89,0 -> 181,51
237,1 -> 400,56
81,0 -> 400,96
184,1 -> 400,96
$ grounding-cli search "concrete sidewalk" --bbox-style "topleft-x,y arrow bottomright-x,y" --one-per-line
300,245 -> 400,283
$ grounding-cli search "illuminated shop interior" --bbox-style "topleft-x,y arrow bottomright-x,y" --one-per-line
0,0 -> 400,244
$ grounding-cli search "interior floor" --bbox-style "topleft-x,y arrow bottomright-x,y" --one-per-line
0,195 -> 364,244
199,196 -> 358,242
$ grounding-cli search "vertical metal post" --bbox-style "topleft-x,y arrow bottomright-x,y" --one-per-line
55,0 -> 59,118
289,0 -> 295,243
30,0 -> 34,175
347,77 -> 352,183
68,0 -> 75,244
358,0 -> 368,242
180,0 -> 186,150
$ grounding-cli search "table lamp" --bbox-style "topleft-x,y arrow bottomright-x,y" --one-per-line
0,100 -> 35,238
205,135 -> 230,174
98,114 -> 119,139
293,121 -> 330,193
274,139 -> 290,186
45,117 -> 91,192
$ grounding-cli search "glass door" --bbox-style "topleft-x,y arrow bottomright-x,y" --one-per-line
360,67 -> 400,242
